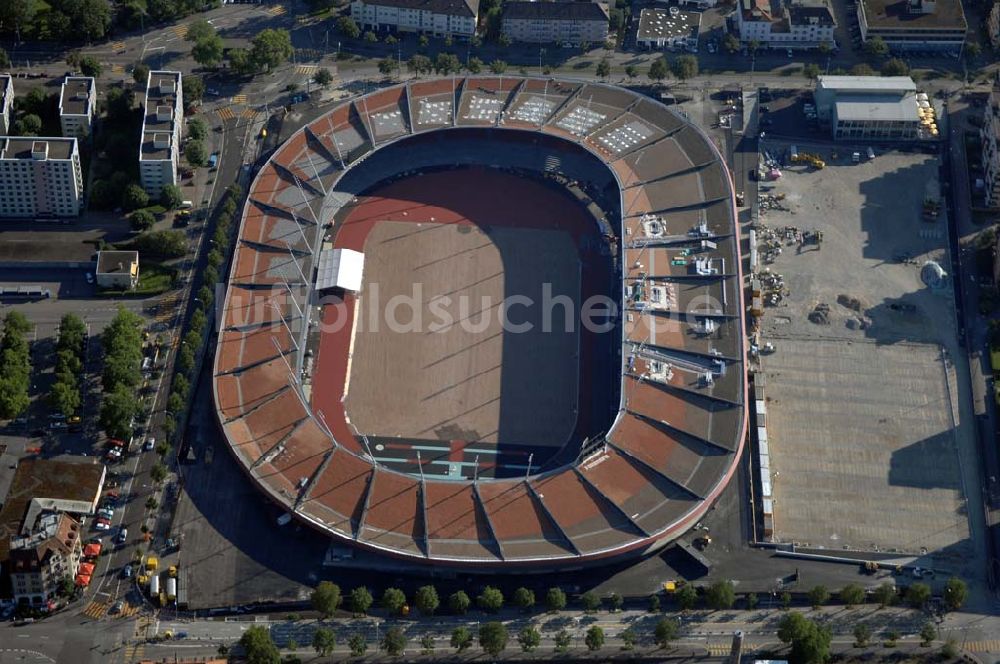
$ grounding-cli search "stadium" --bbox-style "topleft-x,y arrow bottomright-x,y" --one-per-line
213,77 -> 747,569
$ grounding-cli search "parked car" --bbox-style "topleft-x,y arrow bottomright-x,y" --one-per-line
98,507 -> 114,520
115,528 -> 128,545
144,437 -> 156,451
95,518 -> 111,531
122,565 -> 133,579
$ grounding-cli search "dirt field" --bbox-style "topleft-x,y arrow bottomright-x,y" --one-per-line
344,219 -> 581,448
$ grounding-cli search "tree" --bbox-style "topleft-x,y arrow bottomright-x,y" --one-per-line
966,41 -> 982,59
407,54 -> 432,77
518,626 -> 540,652
155,441 -> 171,457
311,581 -> 341,617
449,590 -> 470,614
145,496 -> 159,510
853,623 -> 871,647
381,626 -> 406,656
192,34 -> 225,68
608,592 -> 624,612
746,593 -> 759,610
418,33 -> 429,48
920,621 -> 937,646
513,587 -> 534,611
228,48 -> 256,76
48,381 -> 80,416
723,33 -> 740,53
350,586 -> 373,615
348,634 -> 367,657
160,184 -> 183,210
466,57 -> 483,74
489,59 -> 508,75
864,36 -> 889,57
414,585 -> 439,616
337,16 -> 360,39
186,140 -> 208,167
79,56 -> 102,78
707,580 -> 736,610
434,52 -> 461,75
419,635 -> 434,654
851,62 -> 875,76
385,34 -> 398,45
450,626 -> 472,652
908,582 -> 931,609
649,594 -> 661,612
624,64 -> 638,81
313,68 -> 334,88
240,625 -> 280,664
942,638 -> 959,659
150,462 -> 168,483
873,582 -> 896,609
15,113 -> 41,136
585,626 -> 605,651
187,118 -> 208,142
0,48 -> 9,69
100,385 -> 138,439
498,33 -> 511,47
881,57 -> 909,76
808,585 -> 830,609
477,586 -> 503,613
671,54 -> 698,80
944,576 -> 967,611
478,621 -> 507,657
622,627 -> 637,650
129,209 -> 156,231
134,230 -> 187,258
381,587 -> 407,616
648,57 -> 668,83
251,29 -> 294,72
885,629 -> 900,647
676,584 -> 698,610
778,612 -> 832,664
596,58 -> 611,79
803,63 -> 821,79
840,584 -> 865,607
377,58 -> 398,78
185,19 -> 215,43
554,629 -> 571,653
546,587 -> 566,612
363,30 -> 377,43
655,618 -> 679,648
122,184 -> 149,212
580,590 -> 600,612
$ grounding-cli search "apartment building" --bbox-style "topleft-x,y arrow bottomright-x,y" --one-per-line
0,137 -> 84,218
140,71 -> 183,198
351,0 -> 479,37
981,88 -> 1000,207
9,513 -> 83,606
502,1 -> 609,45
0,75 -> 12,136
58,77 -> 97,138
734,0 -> 836,49
857,0 -> 966,53
814,75 -> 921,140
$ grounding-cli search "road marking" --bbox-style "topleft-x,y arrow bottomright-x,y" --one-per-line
266,4 -> 287,15
231,94 -> 248,105
296,64 -> 318,75
965,640 -> 1000,653
111,64 -> 124,74
241,108 -> 258,121
111,41 -> 126,52
217,107 -> 237,122
172,24 -> 189,39
81,600 -> 109,619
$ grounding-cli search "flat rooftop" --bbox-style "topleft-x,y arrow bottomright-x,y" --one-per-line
0,137 -> 76,160
59,76 -> 94,116
141,70 -> 181,162
834,93 -> 919,122
860,0 -> 967,30
818,75 -> 917,93
96,250 -> 138,274
637,7 -> 700,41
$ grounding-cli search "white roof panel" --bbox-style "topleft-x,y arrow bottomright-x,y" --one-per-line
316,248 -> 365,292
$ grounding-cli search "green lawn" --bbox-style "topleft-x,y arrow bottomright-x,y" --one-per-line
99,262 -> 177,297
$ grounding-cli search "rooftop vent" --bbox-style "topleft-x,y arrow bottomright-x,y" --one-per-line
158,79 -> 176,94
155,105 -> 173,122
31,141 -> 48,160
152,133 -> 171,149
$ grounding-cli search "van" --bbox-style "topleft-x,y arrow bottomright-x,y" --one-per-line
179,200 -> 194,210
867,147 -> 875,160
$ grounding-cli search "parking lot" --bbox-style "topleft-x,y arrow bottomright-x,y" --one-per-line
754,145 -> 986,579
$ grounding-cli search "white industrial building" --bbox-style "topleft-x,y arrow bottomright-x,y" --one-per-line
813,75 -> 921,140
139,71 -> 183,198
636,7 -> 700,51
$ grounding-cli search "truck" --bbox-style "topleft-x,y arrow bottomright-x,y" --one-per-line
166,577 -> 177,601
149,574 -> 160,596
146,556 -> 158,572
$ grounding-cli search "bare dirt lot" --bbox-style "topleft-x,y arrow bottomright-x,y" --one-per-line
756,144 -> 981,572
344,220 -> 581,449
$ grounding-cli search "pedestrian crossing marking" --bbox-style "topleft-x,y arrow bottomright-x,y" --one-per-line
241,108 -> 258,120
231,94 -> 248,105
296,64 -> 318,74
266,4 -> 287,15
111,64 -> 124,73
707,644 -> 731,657
124,643 -> 145,662
172,24 -> 189,39
965,640 -> 1000,653
217,107 -> 236,122
82,600 -> 109,619
118,601 -> 140,618
111,41 -> 126,52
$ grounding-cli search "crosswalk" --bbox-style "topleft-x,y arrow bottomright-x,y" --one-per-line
118,601 -> 140,619
296,64 -> 318,75
707,644 -> 731,657
266,4 -> 287,15
171,23 -> 189,39
110,41 -> 126,53
241,108 -> 259,121
217,106 -> 237,122
154,292 -> 182,325
231,94 -> 248,105
111,64 -> 124,74
964,640 -> 1000,653
123,643 -> 145,662
81,600 -> 109,619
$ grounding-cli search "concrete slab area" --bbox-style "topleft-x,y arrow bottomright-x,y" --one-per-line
755,144 -> 986,580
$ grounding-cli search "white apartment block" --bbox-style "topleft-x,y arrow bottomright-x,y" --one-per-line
857,0 -> 966,53
351,0 -> 479,37
981,89 -> 1000,208
140,71 -> 183,198
502,1 -> 610,45
734,0 -> 836,49
9,514 -> 83,607
0,137 -> 84,218
59,77 -> 97,138
0,75 -> 12,136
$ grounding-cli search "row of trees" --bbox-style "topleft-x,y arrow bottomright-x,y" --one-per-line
98,307 -> 144,439
238,615 -> 681,663
0,0 -> 111,42
161,184 -> 242,442
189,26 -> 294,77
0,312 -> 32,419
48,314 -> 87,417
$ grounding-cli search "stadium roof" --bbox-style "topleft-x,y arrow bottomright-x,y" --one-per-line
214,77 -> 747,568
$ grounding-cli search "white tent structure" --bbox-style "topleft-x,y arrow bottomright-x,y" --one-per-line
316,248 -> 365,292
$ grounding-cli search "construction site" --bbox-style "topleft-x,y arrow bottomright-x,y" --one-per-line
747,141 -> 987,584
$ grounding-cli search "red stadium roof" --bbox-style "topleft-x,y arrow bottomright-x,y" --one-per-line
214,77 -> 747,568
